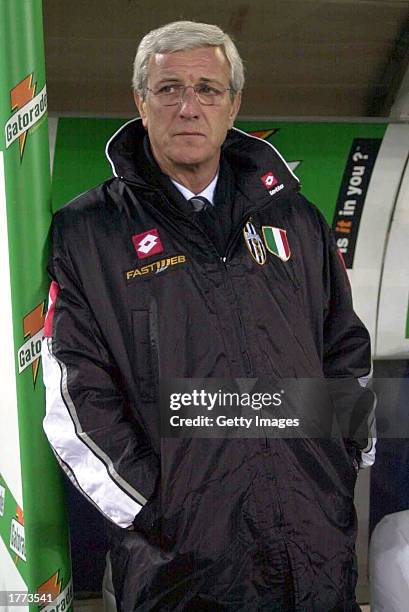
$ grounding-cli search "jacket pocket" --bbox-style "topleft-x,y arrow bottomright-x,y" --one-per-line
132,298 -> 160,403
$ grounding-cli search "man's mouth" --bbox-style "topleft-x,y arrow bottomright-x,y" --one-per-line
174,132 -> 205,137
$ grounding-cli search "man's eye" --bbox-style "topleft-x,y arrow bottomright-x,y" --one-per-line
197,85 -> 219,95
157,85 -> 178,94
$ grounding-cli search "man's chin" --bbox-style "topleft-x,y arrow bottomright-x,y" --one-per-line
170,153 -> 211,169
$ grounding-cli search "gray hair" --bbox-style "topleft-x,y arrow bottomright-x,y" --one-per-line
132,21 -> 245,97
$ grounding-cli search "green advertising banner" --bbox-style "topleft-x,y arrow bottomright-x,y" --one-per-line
0,1 -> 72,609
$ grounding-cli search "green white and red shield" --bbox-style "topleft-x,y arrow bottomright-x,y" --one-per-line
262,226 -> 291,261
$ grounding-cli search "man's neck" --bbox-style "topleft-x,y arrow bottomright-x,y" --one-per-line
167,169 -> 218,194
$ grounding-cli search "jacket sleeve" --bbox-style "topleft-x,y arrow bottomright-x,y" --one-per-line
318,210 -> 376,468
42,215 -> 160,529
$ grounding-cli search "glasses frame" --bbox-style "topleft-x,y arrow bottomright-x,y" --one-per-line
145,84 -> 232,106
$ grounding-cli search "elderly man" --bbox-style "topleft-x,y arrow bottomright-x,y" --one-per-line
42,20 -> 374,611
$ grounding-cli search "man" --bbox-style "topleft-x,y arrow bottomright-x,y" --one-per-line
42,20 -> 374,611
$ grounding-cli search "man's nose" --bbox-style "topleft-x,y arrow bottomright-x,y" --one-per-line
178,86 -> 200,116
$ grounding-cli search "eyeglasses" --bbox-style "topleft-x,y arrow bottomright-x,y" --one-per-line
145,83 -> 232,106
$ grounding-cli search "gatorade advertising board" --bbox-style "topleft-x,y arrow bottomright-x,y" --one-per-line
50,118 -> 409,357
0,2 -> 72,610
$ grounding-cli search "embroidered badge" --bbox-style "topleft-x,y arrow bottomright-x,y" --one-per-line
243,221 -> 267,265
260,172 -> 278,190
260,171 -> 284,196
132,229 -> 163,259
262,226 -> 291,261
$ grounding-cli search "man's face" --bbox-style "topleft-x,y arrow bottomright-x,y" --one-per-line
134,46 -> 241,175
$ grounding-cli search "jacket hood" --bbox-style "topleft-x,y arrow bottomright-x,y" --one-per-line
105,117 -> 300,204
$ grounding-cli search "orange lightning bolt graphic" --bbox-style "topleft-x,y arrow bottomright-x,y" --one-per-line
23,302 -> 46,386
249,129 -> 277,141
16,505 -> 24,525
37,571 -> 62,602
10,74 -> 36,157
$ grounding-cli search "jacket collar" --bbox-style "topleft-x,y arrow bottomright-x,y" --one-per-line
105,117 -> 300,208
224,126 -> 300,207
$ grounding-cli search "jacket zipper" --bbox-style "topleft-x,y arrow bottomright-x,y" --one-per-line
220,254 -> 253,377
223,214 -> 275,447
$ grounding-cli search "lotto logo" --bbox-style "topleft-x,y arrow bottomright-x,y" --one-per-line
132,229 -> 164,259
261,172 -> 278,189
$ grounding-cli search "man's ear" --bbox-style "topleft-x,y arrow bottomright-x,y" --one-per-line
229,91 -> 241,128
133,90 -> 148,128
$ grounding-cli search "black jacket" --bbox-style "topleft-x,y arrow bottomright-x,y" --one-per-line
42,119 -> 372,611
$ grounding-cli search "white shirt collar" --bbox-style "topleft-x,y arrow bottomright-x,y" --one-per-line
171,172 -> 219,205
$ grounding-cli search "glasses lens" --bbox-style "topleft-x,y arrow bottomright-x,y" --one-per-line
154,85 -> 183,106
196,85 -> 224,106
162,92 -> 181,106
